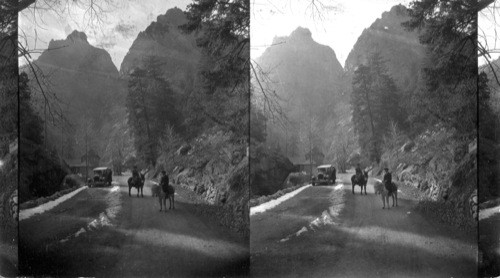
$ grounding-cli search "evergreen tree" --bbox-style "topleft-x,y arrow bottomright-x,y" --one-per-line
126,56 -> 180,167
182,0 -> 249,141
403,0 -> 476,139
351,52 -> 404,163
19,72 -> 67,201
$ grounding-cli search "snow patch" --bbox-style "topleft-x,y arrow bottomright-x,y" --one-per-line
250,185 -> 312,216
279,209 -> 340,243
479,205 -> 500,221
296,227 -> 308,236
75,228 -> 86,237
19,186 -> 88,221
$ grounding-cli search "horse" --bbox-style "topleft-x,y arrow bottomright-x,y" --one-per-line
373,179 -> 398,209
159,184 -> 175,212
351,170 -> 368,195
128,172 -> 145,197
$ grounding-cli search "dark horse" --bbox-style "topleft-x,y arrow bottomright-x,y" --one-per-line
351,170 -> 368,195
159,184 -> 175,211
128,173 -> 145,197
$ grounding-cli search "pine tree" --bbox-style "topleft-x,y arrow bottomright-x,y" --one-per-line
182,0 -> 249,141
403,0 -> 476,139
351,52 -> 404,163
126,56 -> 180,167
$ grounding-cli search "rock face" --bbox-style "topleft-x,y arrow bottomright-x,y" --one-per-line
38,30 -> 119,78
120,7 -> 200,92
255,27 -> 345,166
256,26 -> 343,106
345,5 -> 425,94
384,127 -> 477,222
250,146 -> 295,197
155,130 -> 248,234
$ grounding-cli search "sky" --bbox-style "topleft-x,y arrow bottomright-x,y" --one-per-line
19,0 -> 191,69
479,2 -> 500,66
251,0 -> 412,67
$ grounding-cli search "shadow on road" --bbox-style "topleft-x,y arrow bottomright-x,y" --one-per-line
20,184 -> 249,277
251,175 -> 477,278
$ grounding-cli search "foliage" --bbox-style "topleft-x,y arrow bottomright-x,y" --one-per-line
403,0 -> 477,139
305,146 -> 324,165
0,0 -> 17,141
182,0 -> 249,141
328,122 -> 356,173
351,52 -> 406,163
19,72 -> 69,202
478,72 -> 500,200
126,56 -> 181,167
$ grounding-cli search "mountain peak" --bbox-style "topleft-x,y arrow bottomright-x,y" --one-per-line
67,30 -> 88,43
290,27 -> 312,40
157,7 -> 187,27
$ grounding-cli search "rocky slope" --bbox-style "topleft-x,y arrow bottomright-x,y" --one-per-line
146,129 -> 248,235
376,126 -> 477,230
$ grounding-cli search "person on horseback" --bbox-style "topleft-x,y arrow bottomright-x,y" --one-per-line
383,168 -> 392,192
160,170 -> 169,194
355,163 -> 363,180
132,165 -> 140,184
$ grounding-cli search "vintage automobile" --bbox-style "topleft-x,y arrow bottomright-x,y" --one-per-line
311,164 -> 336,186
88,167 -> 112,187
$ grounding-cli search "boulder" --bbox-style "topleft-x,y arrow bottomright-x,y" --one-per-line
401,141 -> 415,152
176,144 -> 192,156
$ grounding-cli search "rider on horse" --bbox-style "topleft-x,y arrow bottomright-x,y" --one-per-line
355,164 -> 363,180
383,168 -> 393,192
132,165 -> 141,183
160,170 -> 169,193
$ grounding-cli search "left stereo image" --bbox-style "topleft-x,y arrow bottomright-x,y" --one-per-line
8,0 -> 250,277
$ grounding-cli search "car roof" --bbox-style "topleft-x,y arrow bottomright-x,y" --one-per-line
317,164 -> 332,168
93,167 -> 109,171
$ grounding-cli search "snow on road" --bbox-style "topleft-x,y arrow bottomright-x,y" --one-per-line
59,185 -> 122,244
479,205 -> 500,221
19,186 -> 88,221
278,184 -> 346,243
250,184 -> 312,216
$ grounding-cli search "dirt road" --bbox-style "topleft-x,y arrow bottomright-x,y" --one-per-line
19,175 -> 249,277
251,173 -> 477,278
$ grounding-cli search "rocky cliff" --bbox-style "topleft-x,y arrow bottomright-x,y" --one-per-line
378,126 -> 477,230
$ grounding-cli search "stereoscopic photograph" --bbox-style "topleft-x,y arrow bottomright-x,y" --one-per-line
16,0 -> 249,276
250,0 -> 480,277
1,0 -> 500,277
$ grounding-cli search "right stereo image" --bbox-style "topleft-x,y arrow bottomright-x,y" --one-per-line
250,0 -> 497,277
